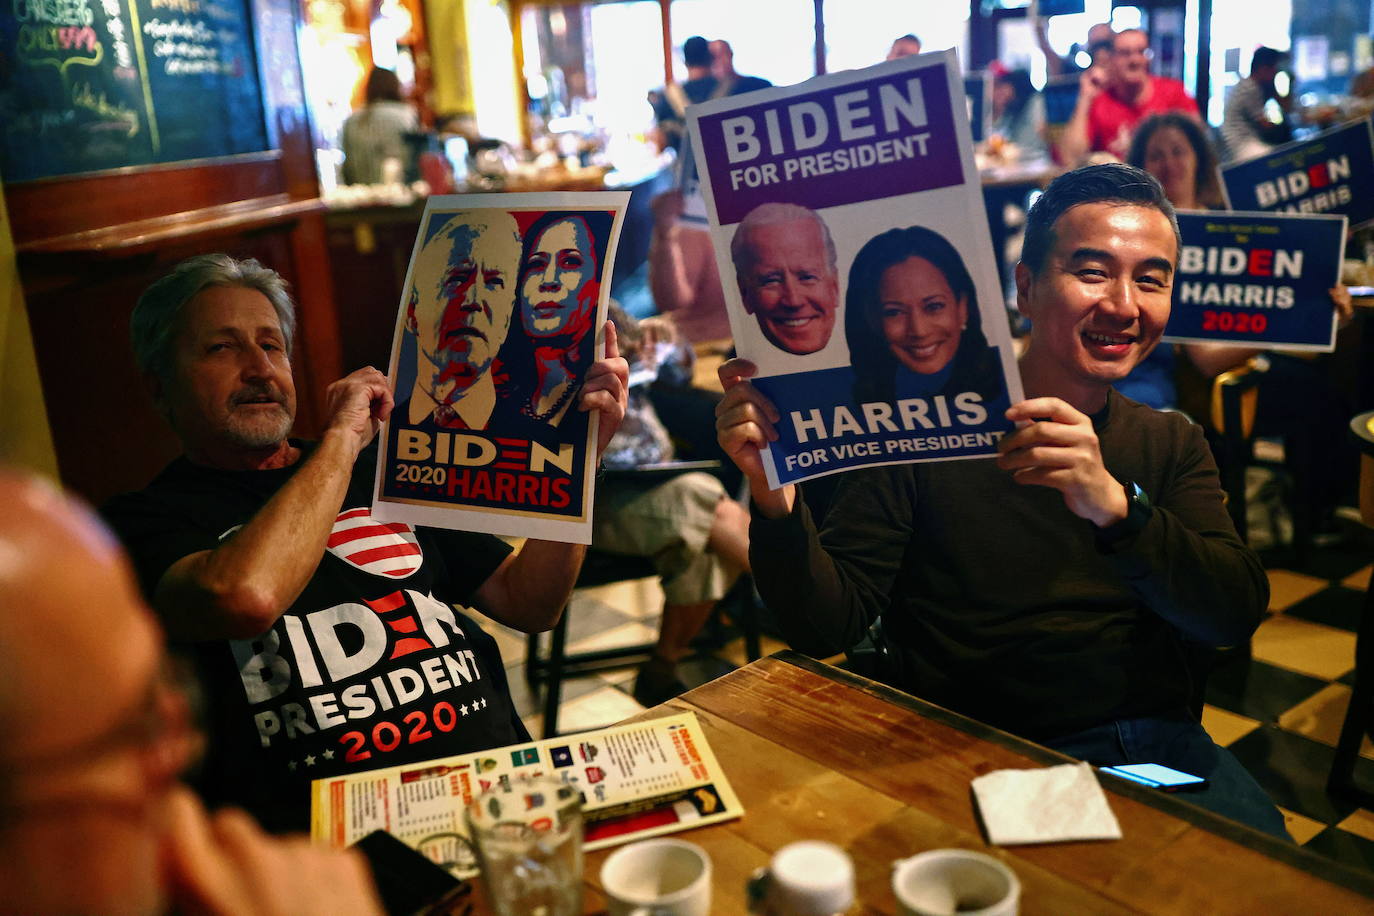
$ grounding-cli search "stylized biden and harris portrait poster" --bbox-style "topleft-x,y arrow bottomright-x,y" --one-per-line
687,49 -> 1025,488
372,192 -> 630,543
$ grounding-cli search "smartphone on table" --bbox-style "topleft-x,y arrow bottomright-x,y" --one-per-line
1099,763 -> 1208,792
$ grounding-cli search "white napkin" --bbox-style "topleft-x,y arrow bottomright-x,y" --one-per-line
971,762 -> 1123,845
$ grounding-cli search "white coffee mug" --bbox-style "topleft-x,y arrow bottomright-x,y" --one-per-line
892,849 -> 1020,916
600,838 -> 712,916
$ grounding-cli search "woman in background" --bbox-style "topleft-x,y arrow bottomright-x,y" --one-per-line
1116,112 -> 1225,408
341,68 -> 418,185
989,67 -> 1047,159
1127,112 -> 1224,213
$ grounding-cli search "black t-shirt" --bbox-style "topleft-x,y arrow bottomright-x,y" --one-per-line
104,443 -> 527,832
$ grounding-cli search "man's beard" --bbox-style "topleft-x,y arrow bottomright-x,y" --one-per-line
222,405 -> 293,449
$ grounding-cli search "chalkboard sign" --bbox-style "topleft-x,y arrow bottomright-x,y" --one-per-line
1,0 -> 269,183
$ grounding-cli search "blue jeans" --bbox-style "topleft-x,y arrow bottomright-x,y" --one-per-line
1043,713 -> 1291,842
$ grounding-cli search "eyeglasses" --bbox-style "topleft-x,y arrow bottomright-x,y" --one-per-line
0,654 -> 203,822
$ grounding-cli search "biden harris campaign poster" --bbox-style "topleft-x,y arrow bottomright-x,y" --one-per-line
1221,117 -> 1374,229
686,49 -> 1024,488
372,192 -> 629,543
1163,211 -> 1346,351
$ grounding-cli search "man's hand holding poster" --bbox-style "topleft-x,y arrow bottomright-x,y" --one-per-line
1164,211 -> 1347,350
687,49 -> 1024,488
372,192 -> 630,543
1221,118 -> 1374,228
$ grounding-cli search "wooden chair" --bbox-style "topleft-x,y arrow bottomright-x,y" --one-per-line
1211,356 -> 1326,560
1211,357 -> 1267,543
525,550 -> 661,738
524,463 -> 761,737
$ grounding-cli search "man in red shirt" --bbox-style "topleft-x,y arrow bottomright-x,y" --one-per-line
1058,28 -> 1199,164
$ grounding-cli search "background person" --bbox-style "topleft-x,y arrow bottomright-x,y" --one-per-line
709,40 -> 773,95
648,189 -> 732,346
730,202 -> 840,357
650,36 -> 723,153
1221,47 -> 1293,162
0,470 -> 384,916
596,305 -> 753,705
887,34 -> 922,60
1128,112 -> 1224,214
1037,20 -> 1114,77
1058,28 -> 1200,164
103,254 -> 627,832
341,67 -> 419,186
845,225 -> 1005,407
498,211 -> 613,428
989,66 -> 1047,158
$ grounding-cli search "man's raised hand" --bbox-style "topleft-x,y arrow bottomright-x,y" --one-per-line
998,397 -> 1129,529
323,367 -> 394,455
581,320 -> 630,458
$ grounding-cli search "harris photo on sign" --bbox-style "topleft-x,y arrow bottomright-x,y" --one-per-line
686,49 -> 1024,488
1163,211 -> 1347,351
373,192 -> 630,543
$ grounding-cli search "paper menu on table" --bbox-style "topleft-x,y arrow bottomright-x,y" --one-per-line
310,712 -> 742,876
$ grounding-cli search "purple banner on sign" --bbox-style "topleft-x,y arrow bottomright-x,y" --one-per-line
697,64 -> 965,225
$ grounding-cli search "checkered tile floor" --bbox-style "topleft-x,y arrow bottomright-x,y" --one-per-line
1202,535 -> 1374,870
478,531 -> 1374,874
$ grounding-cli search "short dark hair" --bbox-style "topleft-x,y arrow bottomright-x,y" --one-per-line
683,36 -> 711,68
1021,163 -> 1180,276
1126,112 -> 1224,209
1251,47 -> 1286,71
364,68 -> 403,104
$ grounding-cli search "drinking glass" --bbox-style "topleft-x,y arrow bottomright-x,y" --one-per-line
465,775 -> 583,916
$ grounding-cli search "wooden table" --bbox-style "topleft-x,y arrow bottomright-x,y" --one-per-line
575,652 -> 1374,914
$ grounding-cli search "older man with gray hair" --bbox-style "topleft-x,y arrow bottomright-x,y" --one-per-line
730,202 -> 840,356
104,253 -> 627,831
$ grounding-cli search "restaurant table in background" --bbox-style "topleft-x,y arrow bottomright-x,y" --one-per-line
539,652 -> 1374,915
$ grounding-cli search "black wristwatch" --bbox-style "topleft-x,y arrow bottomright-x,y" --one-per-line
1097,481 -> 1153,544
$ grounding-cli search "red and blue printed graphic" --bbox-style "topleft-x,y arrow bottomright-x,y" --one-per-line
373,193 -> 630,543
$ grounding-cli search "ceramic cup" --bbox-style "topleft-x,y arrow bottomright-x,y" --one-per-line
892,849 -> 1020,916
599,838 -> 712,916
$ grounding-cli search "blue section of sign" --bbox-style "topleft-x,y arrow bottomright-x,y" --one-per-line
1221,119 -> 1374,227
754,366 -> 1015,486
1165,212 -> 1344,349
